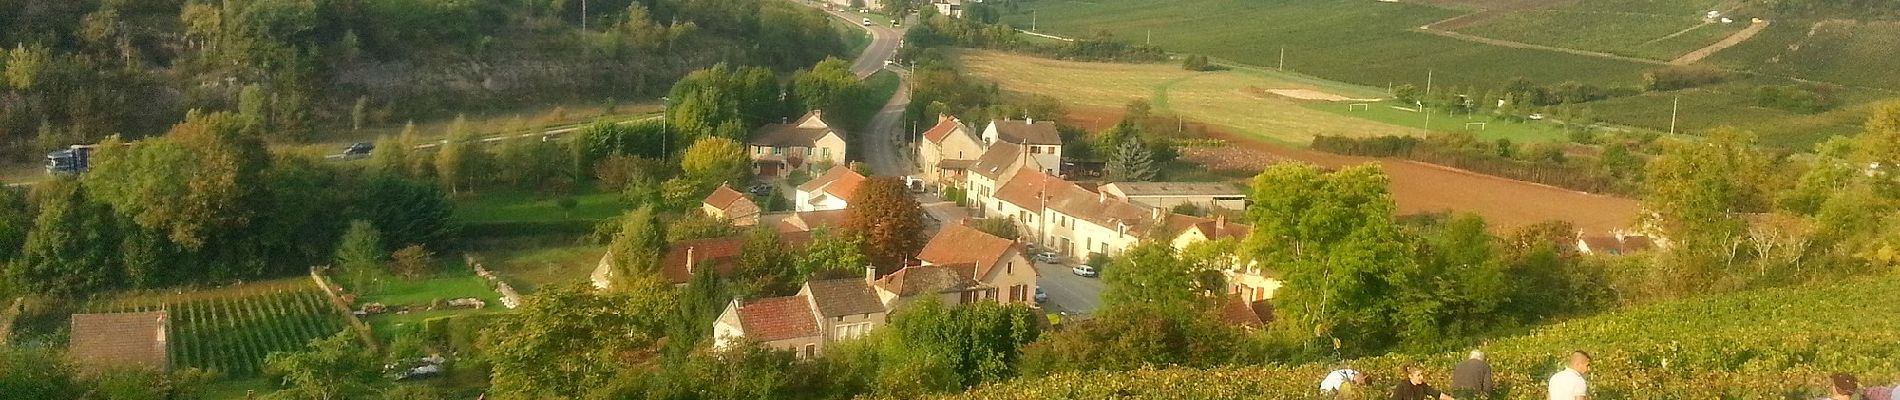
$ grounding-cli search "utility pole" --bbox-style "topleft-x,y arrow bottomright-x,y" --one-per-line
1669,95 -> 1680,135
1032,11 -> 1038,31
581,0 -> 588,31
1147,30 -> 1152,45
1278,47 -> 1286,71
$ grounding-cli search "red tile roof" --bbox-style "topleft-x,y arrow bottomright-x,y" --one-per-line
703,183 -> 751,210
1219,295 -> 1274,329
797,166 -> 867,202
69,311 -> 169,372
997,169 -> 1157,233
736,296 -> 820,342
876,263 -> 979,296
916,223 -> 1019,280
923,116 -> 971,144
661,231 -> 814,284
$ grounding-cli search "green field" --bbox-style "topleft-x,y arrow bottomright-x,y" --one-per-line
455,186 -> 626,224
1583,80 -> 1877,149
1456,11 -> 1741,60
942,274 -> 1900,399
85,279 -> 349,378
1705,19 -> 1900,91
477,242 -> 608,294
1305,101 -> 1569,143
1000,0 -> 1656,90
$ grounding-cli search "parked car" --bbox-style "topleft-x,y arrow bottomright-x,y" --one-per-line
749,183 -> 774,197
891,19 -> 901,27
1527,113 -> 1546,120
1033,251 -> 1061,264
1034,287 -> 1048,303
1070,265 -> 1097,277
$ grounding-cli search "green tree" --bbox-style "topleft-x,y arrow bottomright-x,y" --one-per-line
797,228 -> 868,281
680,136 -> 750,188
842,177 -> 927,275
1105,135 -> 1158,182
1103,242 -> 1217,314
485,284 -> 675,400
0,346 -> 83,399
434,115 -> 489,195
0,188 -> 34,264
84,110 -> 269,250
9,179 -> 123,296
731,226 -> 793,295
609,206 -> 667,283
1241,164 -> 1412,354
867,299 -> 1041,396
356,175 -> 456,252
1642,128 -> 1772,289
792,58 -> 861,114
371,122 -> 417,178
262,332 -> 381,400
1019,303 -> 1238,375
332,220 -> 387,291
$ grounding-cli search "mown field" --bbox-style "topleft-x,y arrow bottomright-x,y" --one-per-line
999,0 -> 1657,90
937,274 -> 1900,399
1455,9 -> 1743,61
955,50 -> 1417,144
84,279 -> 349,378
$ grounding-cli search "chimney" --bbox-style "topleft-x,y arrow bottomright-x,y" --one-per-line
1026,116 -> 1034,125
1151,207 -> 1162,220
864,264 -> 877,284
1216,214 -> 1227,228
684,246 -> 698,276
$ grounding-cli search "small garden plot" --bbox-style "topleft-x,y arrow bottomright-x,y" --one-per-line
84,279 -> 348,378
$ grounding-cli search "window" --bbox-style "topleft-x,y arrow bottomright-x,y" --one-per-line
835,322 -> 872,340
804,344 -> 816,359
1030,146 -> 1040,154
821,147 -> 831,157
773,147 -> 783,155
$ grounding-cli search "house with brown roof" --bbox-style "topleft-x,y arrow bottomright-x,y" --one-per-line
981,119 -> 1062,176
702,183 -> 761,226
918,115 -> 984,188
775,209 -> 850,233
1101,182 -> 1248,211
965,143 -> 1045,220
749,111 -> 846,178
875,223 -> 1039,309
795,165 -> 866,212
591,231 -> 815,289
69,311 -> 169,373
1164,213 -> 1278,302
712,272 -> 888,359
1218,294 -> 1274,331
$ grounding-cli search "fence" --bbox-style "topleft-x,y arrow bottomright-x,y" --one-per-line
307,267 -> 381,351
467,255 -> 523,309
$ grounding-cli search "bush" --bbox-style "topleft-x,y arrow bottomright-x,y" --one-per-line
1642,67 -> 1729,91
1755,84 -> 1840,114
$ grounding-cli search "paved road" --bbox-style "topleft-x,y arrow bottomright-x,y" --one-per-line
1035,259 -> 1104,315
819,8 -> 904,78
810,5 -> 913,177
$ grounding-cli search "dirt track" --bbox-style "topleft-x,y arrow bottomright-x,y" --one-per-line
1070,109 -> 1641,234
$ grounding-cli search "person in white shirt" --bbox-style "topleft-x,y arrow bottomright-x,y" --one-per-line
1321,368 -> 1363,393
1547,351 -> 1591,400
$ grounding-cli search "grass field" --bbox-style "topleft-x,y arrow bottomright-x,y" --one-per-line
1705,19 -> 1900,91
1000,0 -> 1656,91
1304,101 -> 1569,143
942,274 -> 1900,398
1583,80 -> 1879,149
84,279 -> 348,378
455,186 -> 625,224
477,242 -> 608,294
1455,11 -> 1743,60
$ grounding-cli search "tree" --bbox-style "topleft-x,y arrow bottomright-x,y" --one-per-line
1105,135 -> 1158,181
9,179 -> 122,296
1394,83 -> 1421,105
355,175 -> 456,252
680,136 -> 750,188
434,115 -> 490,195
1102,242 -> 1214,313
485,284 -> 675,399
1642,128 -> 1771,289
731,226 -> 793,296
84,110 -> 268,250
333,220 -> 387,290
0,188 -> 34,264
389,245 -> 435,280
609,206 -> 667,283
842,177 -> 927,274
371,122 -> 417,178
262,332 -> 382,400
1241,164 -> 1412,354
792,58 -> 861,114
1019,303 -> 1238,375
797,228 -> 868,281
866,299 -> 1041,395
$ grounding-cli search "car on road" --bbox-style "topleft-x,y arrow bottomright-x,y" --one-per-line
1070,265 -> 1097,277
1034,287 -> 1048,303
1033,251 -> 1061,264
891,19 -> 901,27
862,17 -> 872,26
341,142 -> 374,158
1527,113 -> 1546,120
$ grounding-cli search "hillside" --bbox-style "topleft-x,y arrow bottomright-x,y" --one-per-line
998,0 -> 1896,148
938,274 -> 1900,399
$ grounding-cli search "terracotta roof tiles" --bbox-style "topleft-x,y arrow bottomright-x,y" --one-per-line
736,296 -> 820,342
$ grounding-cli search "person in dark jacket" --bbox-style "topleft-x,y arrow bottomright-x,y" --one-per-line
1393,364 -> 1456,400
1451,350 -> 1496,398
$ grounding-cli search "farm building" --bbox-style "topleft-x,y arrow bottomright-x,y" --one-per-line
1100,181 -> 1247,210
69,311 -> 170,373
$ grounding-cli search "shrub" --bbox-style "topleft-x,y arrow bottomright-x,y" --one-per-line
1642,67 -> 1729,91
1755,84 -> 1840,114
390,245 -> 436,279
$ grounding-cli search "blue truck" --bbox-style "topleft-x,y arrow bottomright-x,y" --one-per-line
45,144 -> 98,175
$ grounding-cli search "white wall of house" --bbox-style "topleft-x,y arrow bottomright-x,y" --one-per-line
794,190 -> 849,212
985,250 -> 1038,305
